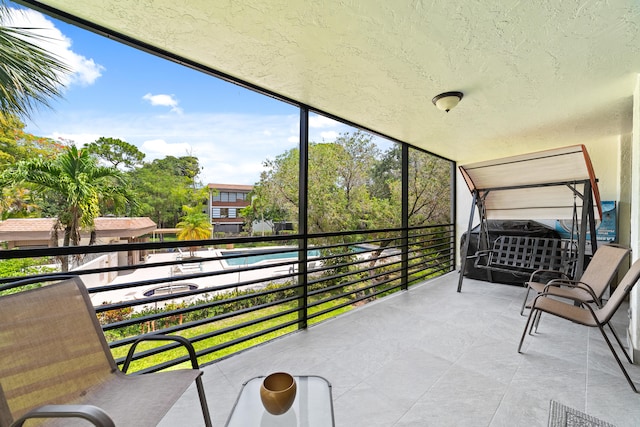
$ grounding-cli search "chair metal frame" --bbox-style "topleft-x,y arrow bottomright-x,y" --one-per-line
517,259 -> 640,393
0,275 -> 213,427
519,243 -> 630,315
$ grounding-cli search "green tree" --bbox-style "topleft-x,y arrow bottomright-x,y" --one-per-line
0,258 -> 56,295
0,112 -> 64,219
240,191 -> 289,235
0,112 -> 62,167
131,156 -> 204,228
0,145 -> 135,268
256,131 -> 390,234
256,132 -> 451,231
176,205 -> 212,256
84,137 -> 146,170
369,143 -> 401,200
370,144 -> 452,226
0,4 -> 70,118
255,132 -> 452,299
392,147 -> 452,226
255,146 -> 299,231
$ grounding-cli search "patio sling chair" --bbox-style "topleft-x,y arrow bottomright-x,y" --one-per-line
0,276 -> 213,427
519,244 -> 630,315
518,258 -> 640,393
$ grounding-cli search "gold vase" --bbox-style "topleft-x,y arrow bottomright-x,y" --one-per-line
259,372 -> 297,415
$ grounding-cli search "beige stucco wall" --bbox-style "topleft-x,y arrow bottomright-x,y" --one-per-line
619,134 -> 633,256
629,75 -> 640,361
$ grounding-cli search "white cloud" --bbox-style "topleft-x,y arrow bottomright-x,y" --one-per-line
309,114 -> 339,128
69,57 -> 103,86
26,109 -> 354,185
142,93 -> 182,114
319,131 -> 339,140
141,139 -> 192,158
50,132 -> 101,146
3,7 -> 104,87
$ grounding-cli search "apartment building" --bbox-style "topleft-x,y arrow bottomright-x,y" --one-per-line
207,183 -> 253,234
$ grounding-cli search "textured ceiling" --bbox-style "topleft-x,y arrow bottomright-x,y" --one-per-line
18,0 -> 640,164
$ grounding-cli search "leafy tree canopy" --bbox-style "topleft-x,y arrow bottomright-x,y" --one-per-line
84,136 -> 145,170
176,205 -> 212,240
130,155 -> 205,228
0,112 -> 64,219
154,155 -> 202,182
0,145 -> 135,248
0,112 -> 62,169
253,131 -> 451,235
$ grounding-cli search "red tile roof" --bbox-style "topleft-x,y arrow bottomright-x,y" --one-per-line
207,183 -> 253,191
0,217 -> 157,241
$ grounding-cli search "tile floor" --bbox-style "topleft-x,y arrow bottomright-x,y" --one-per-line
159,272 -> 640,426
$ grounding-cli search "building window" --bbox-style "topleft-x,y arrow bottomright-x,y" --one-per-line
211,190 -> 249,204
212,207 -> 238,218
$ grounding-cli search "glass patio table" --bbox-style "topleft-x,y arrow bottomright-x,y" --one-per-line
224,375 -> 335,427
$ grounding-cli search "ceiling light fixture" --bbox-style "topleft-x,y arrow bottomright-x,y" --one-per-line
432,91 -> 463,112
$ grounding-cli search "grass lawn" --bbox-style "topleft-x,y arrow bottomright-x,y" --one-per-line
113,297 -> 354,372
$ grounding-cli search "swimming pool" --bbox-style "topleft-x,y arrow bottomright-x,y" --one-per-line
222,248 -> 321,266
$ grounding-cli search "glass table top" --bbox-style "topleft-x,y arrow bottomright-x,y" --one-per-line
224,375 -> 334,427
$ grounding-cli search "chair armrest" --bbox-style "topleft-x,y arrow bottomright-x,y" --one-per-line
122,335 -> 200,373
532,291 -> 585,308
11,404 -> 114,427
470,250 -> 493,269
532,292 -> 599,319
466,249 -> 491,260
528,268 -> 570,283
543,280 -> 598,301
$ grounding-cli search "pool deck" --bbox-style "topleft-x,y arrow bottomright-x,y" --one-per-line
86,247 -> 314,308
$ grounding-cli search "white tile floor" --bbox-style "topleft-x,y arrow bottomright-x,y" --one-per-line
159,272 -> 640,426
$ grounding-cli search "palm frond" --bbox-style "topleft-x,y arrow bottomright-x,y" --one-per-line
0,4 -> 70,118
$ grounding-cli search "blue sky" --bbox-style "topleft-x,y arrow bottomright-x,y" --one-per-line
5,2 -> 353,185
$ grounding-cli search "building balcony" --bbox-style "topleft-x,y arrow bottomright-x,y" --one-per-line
161,273 -> 640,427
2,226 -> 638,426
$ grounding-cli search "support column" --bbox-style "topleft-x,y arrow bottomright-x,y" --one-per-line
297,106 -> 309,330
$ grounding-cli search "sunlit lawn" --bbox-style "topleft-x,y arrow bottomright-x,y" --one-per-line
110,267 -> 437,373
113,298 -> 353,372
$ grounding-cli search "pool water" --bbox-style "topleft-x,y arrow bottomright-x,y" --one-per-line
222,249 -> 321,266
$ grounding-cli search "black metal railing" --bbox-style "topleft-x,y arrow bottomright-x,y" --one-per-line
0,224 -> 454,372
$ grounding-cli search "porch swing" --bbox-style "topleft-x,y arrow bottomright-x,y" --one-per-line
457,145 -> 602,292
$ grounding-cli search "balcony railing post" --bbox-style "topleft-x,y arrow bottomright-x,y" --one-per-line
297,106 -> 310,329
451,162 -> 457,275
401,144 -> 409,290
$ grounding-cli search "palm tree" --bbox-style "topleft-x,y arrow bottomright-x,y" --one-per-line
176,205 -> 212,257
0,145 -> 135,269
0,3 -> 70,118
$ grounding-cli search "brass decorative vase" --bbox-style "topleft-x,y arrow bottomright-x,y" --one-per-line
259,372 -> 297,415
